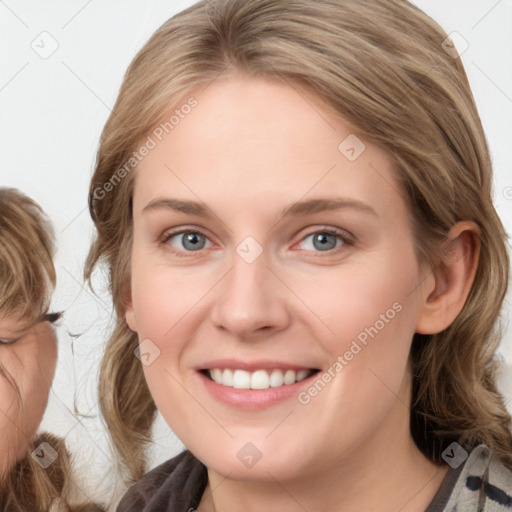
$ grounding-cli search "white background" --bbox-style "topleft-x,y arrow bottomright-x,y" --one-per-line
1,0 -> 511,508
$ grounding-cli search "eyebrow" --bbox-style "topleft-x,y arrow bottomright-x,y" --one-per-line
142,197 -> 377,218
143,198 -> 208,216
280,197 -> 377,218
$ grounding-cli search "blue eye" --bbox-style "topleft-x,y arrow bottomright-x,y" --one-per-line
161,227 -> 350,257
298,230 -> 347,252
165,231 -> 212,253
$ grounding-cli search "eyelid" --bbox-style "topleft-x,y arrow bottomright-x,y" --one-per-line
0,337 -> 19,345
293,226 -> 353,252
161,227 -> 213,241
160,225 -> 353,258
160,227 -> 216,257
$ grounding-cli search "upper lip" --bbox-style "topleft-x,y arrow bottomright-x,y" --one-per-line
197,359 -> 318,372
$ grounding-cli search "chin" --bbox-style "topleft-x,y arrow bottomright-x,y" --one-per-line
191,441 -> 308,483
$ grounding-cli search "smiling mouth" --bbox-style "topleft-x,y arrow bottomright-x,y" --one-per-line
203,368 -> 319,390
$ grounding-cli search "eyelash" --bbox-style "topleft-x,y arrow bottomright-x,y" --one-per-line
160,227 -> 352,258
0,338 -> 18,346
0,312 -> 62,345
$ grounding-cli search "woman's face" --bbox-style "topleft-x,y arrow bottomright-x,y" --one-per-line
0,316 -> 57,478
127,75 -> 434,481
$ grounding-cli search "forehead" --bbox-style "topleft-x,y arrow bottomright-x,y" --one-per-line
133,75 -> 404,219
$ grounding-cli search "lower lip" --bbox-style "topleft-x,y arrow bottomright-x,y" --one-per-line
198,371 -> 317,410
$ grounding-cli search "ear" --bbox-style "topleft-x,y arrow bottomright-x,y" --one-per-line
125,304 -> 137,332
415,221 -> 480,335
122,280 -> 138,332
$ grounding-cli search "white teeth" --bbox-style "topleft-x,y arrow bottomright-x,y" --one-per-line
207,368 -> 313,390
269,369 -> 284,387
283,370 -> 296,385
233,369 -> 251,389
212,368 -> 222,383
296,369 -> 309,381
251,370 -> 269,389
223,368 -> 233,386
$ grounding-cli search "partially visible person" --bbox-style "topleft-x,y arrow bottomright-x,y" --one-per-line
0,187 -> 103,511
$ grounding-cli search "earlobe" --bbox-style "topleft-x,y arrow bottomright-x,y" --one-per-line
122,281 -> 137,332
125,306 -> 137,332
415,221 -> 480,335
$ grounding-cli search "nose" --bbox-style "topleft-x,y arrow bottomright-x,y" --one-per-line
209,250 -> 291,339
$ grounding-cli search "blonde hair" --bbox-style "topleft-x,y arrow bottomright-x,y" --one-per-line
0,433 -> 102,512
0,187 -> 57,424
0,188 -> 104,511
0,188 -> 56,323
86,0 -> 512,482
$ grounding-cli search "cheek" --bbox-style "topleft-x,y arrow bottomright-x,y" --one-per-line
131,266 -> 194,400
294,252 -> 421,416
20,373 -> 52,434
130,254 -> 215,345
299,254 -> 420,354
24,329 -> 57,413
1,338 -> 56,441
0,354 -> 23,421
131,276 -> 185,351
0,360 -> 29,474
0,381 -> 20,438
